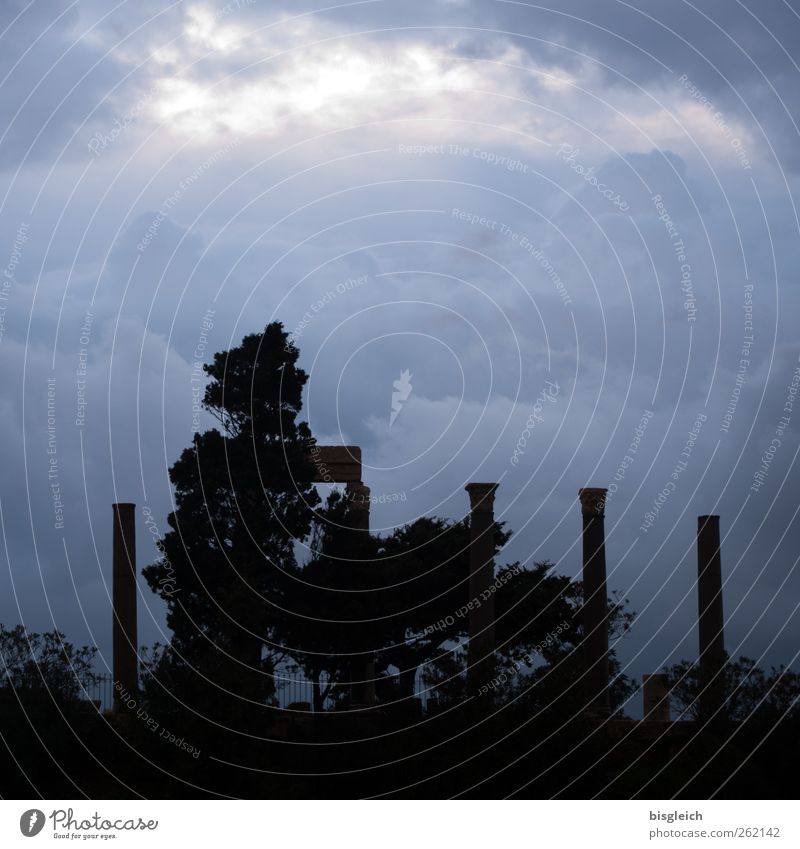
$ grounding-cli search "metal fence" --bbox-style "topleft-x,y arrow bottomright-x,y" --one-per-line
79,667 -> 340,712
272,664 -> 439,711
78,672 -> 114,712
273,666 -> 335,710
77,666 -> 440,713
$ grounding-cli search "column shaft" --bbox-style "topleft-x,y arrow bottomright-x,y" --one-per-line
344,482 -> 375,706
112,503 -> 138,703
466,483 -> 498,697
579,488 -> 610,715
697,515 -> 725,719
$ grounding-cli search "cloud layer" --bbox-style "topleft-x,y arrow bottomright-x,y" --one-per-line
1,0 -> 799,706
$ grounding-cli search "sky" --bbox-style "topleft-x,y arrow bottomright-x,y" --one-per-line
1,0 -> 799,708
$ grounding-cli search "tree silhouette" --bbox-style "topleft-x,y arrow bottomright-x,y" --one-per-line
665,656 -> 800,723
0,623 -> 97,703
143,323 -> 320,726
285,499 -> 633,713
282,489 -> 382,709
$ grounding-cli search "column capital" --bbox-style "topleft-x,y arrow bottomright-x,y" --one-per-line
579,487 -> 607,517
466,482 -> 498,513
698,514 -> 720,527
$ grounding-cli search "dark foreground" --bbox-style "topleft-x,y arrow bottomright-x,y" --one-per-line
1,696 -> 797,799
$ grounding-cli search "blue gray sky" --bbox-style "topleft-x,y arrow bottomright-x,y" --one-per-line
1,0 -> 799,705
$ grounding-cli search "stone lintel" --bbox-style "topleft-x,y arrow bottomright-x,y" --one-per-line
308,445 -> 362,483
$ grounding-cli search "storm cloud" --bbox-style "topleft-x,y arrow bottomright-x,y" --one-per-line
1,0 -> 799,709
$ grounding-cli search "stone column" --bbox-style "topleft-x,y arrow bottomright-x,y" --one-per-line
466,483 -> 498,698
344,481 -> 375,706
697,515 -> 726,719
112,503 -> 138,704
344,481 -> 371,532
579,487 -> 610,715
642,673 -> 670,722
